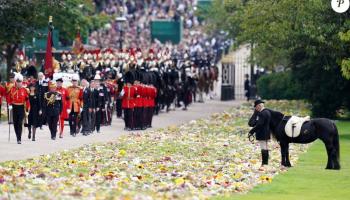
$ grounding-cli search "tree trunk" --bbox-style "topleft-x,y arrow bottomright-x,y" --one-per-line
5,44 -> 18,81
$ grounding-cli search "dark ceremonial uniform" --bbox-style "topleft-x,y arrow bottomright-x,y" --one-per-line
67,86 -> 83,136
249,109 -> 271,140
43,92 -> 62,139
8,86 -> 30,143
95,85 -> 106,133
102,83 -> 112,125
115,77 -> 124,118
81,86 -> 93,135
90,86 -> 98,132
106,79 -> 116,124
35,79 -> 48,127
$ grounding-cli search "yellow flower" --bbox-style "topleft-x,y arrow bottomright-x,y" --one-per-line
0,185 -> 9,193
137,164 -> 144,169
233,172 -> 243,179
259,175 -> 272,183
174,177 -> 185,186
119,149 -> 127,157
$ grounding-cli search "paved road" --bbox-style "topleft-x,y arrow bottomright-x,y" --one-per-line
0,100 -> 243,162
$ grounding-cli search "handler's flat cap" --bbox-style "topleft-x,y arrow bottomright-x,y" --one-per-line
254,99 -> 265,107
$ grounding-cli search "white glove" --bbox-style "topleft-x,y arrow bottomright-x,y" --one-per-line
67,109 -> 71,113
8,105 -> 12,110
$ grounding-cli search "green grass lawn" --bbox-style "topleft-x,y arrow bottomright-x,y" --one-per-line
213,121 -> 350,200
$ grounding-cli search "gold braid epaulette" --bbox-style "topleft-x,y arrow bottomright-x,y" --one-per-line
44,93 -> 56,105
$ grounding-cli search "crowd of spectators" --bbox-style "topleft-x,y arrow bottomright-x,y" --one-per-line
89,0 -> 232,63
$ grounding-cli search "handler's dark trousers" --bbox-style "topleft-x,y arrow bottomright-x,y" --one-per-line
13,105 -> 25,142
47,115 -> 59,139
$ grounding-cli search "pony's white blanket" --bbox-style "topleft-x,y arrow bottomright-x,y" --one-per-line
285,116 -> 311,138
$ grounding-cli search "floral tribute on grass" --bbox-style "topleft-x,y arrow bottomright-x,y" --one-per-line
0,100 -> 310,199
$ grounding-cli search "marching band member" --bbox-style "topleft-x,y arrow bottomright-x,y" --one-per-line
8,73 -> 30,144
43,82 -> 62,140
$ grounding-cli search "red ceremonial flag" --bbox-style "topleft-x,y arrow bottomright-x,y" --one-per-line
72,28 -> 84,55
44,17 -> 54,78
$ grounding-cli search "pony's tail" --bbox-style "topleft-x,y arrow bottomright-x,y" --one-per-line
333,123 -> 341,169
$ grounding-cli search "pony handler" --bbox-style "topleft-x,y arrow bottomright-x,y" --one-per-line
248,100 -> 340,170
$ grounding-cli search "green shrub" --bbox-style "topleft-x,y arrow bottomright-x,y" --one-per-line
256,71 -> 304,100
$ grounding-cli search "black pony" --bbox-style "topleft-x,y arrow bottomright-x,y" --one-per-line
249,109 -> 340,170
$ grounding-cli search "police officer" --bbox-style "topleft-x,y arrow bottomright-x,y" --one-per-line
43,82 -> 62,140
248,100 -> 271,169
8,73 -> 29,144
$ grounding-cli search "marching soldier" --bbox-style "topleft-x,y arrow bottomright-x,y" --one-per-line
133,71 -> 144,130
89,80 -> 97,133
81,79 -> 92,135
67,74 -> 82,136
43,82 -> 62,140
94,74 -> 105,133
115,73 -> 124,118
121,71 -> 136,130
35,72 -> 49,129
56,77 -> 69,138
8,73 -> 30,144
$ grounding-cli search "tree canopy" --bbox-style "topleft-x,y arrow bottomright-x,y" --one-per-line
204,0 -> 350,117
0,0 -> 109,78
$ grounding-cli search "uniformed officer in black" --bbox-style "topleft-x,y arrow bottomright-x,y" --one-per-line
35,72 -> 48,128
43,82 -> 62,140
94,74 -> 106,133
248,100 -> 271,169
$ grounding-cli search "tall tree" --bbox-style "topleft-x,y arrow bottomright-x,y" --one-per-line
0,0 -> 109,79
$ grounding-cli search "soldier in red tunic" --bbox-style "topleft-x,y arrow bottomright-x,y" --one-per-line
133,71 -> 145,130
149,84 -> 157,128
0,80 -> 5,120
56,78 -> 69,138
121,71 -> 136,131
8,74 -> 30,144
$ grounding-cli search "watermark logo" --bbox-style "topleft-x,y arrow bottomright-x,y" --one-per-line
331,0 -> 350,13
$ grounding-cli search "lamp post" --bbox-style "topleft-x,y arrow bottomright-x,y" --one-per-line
116,16 -> 127,49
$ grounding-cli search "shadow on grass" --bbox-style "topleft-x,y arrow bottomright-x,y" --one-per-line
340,134 -> 350,140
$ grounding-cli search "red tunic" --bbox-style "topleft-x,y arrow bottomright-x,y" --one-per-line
0,85 -> 5,105
56,87 -> 69,119
134,84 -> 144,108
8,86 -> 30,110
122,85 -> 136,109
5,82 -> 15,103
150,86 -> 157,107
